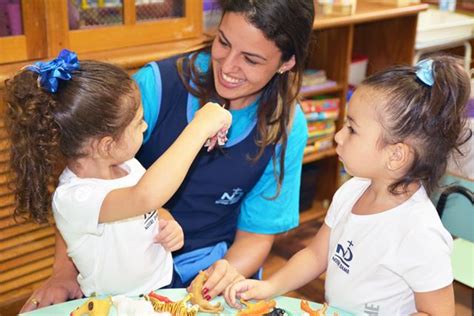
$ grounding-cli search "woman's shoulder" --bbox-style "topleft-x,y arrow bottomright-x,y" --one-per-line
288,104 -> 308,140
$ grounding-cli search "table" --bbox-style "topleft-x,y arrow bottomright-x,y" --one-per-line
20,288 -> 353,315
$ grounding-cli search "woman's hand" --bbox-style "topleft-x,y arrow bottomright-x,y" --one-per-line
20,268 -> 83,312
224,279 -> 275,308
187,259 -> 244,300
154,218 -> 184,252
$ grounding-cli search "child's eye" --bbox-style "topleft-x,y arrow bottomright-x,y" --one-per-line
347,125 -> 355,134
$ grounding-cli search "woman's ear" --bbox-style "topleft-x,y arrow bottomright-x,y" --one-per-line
278,55 -> 296,74
385,142 -> 413,172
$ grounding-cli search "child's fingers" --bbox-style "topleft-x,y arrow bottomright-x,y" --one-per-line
158,218 -> 169,230
224,285 -> 237,308
224,282 -> 243,308
206,136 -> 218,151
164,235 -> 184,252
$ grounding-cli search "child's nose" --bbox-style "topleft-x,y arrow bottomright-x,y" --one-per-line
334,129 -> 343,145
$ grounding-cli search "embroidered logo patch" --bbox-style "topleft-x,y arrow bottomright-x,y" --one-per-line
215,188 -> 244,205
144,210 -> 157,230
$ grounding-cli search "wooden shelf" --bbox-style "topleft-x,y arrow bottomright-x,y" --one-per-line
299,201 -> 328,225
313,1 -> 428,30
303,147 -> 337,164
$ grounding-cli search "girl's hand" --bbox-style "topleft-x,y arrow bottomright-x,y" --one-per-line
153,218 -> 184,252
224,279 -> 275,308
187,259 -> 244,300
194,102 -> 232,138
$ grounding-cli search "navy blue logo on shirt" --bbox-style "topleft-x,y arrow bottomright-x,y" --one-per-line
144,210 -> 157,230
332,240 -> 354,274
215,188 -> 244,205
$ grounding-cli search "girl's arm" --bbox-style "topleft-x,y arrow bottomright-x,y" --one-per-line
99,103 -> 231,223
412,284 -> 455,316
204,224 -> 331,299
223,223 -> 331,305
261,223 -> 330,296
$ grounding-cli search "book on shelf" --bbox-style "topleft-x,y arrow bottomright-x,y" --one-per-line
302,69 -> 327,87
300,80 -> 338,95
307,120 -> 336,139
304,135 -> 334,155
302,97 -> 340,122
301,97 -> 339,113
305,110 -> 339,121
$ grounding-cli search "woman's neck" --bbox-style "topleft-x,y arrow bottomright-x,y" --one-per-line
68,157 -> 127,180
228,93 -> 260,110
352,179 -> 420,216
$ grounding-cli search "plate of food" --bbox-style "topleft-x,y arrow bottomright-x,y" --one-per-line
21,288 -> 352,316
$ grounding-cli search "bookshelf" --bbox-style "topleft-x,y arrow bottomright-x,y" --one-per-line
299,1 -> 428,207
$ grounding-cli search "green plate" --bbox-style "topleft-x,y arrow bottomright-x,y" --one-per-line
21,288 -> 353,315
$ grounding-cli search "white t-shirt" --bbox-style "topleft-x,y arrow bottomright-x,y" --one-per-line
52,158 -> 173,297
324,177 -> 453,316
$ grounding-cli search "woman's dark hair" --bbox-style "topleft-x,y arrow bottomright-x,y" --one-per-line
363,55 -> 472,195
178,0 -> 315,197
5,61 -> 139,223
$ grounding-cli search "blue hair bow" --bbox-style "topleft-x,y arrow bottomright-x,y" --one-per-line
27,49 -> 80,93
415,59 -> 434,87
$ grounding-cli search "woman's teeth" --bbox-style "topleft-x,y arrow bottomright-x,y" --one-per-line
222,72 -> 242,84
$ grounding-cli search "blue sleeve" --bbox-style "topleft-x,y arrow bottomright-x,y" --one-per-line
132,63 -> 162,144
237,105 -> 308,234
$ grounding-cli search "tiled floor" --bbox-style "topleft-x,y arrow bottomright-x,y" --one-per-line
263,213 -> 474,316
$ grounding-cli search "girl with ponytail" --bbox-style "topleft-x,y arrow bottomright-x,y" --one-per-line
5,49 -> 231,298
225,55 -> 471,316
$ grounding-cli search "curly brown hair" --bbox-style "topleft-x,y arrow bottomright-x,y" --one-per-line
5,61 -> 139,223
177,0 -> 315,197
363,55 -> 472,195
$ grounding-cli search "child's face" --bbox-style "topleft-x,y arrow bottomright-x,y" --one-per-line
334,87 -> 387,179
112,104 -> 147,162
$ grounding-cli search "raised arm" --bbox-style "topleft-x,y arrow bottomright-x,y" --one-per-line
100,103 -> 231,223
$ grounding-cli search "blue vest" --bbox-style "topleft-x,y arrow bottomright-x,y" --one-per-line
136,56 -> 274,255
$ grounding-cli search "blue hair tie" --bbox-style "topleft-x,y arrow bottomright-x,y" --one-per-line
415,59 -> 434,87
27,49 -> 80,93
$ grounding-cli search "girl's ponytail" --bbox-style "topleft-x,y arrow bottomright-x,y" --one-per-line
429,57 -> 471,154
5,70 -> 62,223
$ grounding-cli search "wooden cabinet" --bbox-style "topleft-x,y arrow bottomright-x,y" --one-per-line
0,1 -> 427,314
299,1 -> 427,217
0,0 -> 202,64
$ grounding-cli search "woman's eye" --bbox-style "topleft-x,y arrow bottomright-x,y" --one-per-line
347,125 -> 355,134
244,56 -> 257,65
218,38 -> 228,47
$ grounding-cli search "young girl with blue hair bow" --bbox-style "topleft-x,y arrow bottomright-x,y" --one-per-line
5,50 -> 231,297
225,55 -> 471,316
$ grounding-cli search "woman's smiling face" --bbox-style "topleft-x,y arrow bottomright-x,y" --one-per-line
211,12 -> 294,109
